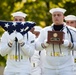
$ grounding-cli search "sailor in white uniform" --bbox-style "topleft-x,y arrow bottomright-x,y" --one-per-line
65,15 -> 76,28
0,11 -> 35,75
31,26 -> 46,75
65,15 -> 76,75
35,8 -> 76,75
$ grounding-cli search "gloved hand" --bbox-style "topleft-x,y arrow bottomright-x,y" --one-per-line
62,40 -> 70,47
43,39 -> 50,47
9,32 -> 16,43
16,32 -> 24,43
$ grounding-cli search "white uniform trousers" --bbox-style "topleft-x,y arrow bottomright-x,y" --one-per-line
4,72 -> 30,75
42,65 -> 74,75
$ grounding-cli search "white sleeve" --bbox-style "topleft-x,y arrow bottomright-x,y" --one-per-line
66,26 -> 76,50
69,30 -> 76,50
0,32 -> 12,56
21,32 -> 35,57
35,29 -> 46,51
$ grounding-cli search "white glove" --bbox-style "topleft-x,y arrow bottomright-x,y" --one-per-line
44,40 -> 49,47
9,32 -> 16,43
16,32 -> 24,43
62,40 -> 70,47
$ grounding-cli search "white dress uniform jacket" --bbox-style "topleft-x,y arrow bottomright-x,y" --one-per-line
35,23 -> 76,75
0,31 -> 35,75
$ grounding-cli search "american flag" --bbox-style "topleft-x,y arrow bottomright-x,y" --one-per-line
0,20 -> 36,35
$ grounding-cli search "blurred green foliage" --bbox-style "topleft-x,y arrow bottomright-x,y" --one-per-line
0,0 -> 76,66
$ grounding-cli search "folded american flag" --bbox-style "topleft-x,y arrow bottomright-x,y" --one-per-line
0,20 -> 36,35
